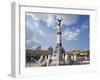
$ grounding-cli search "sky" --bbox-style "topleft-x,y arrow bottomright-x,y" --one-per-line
25,12 -> 89,51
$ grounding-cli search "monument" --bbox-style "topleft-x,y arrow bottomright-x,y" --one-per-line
50,17 -> 65,66
38,17 -> 66,66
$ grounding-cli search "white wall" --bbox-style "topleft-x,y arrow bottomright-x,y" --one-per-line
0,0 -> 100,80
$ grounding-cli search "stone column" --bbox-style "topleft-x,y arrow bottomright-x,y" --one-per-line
47,55 -> 51,66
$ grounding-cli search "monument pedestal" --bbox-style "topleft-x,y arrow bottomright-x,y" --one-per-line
49,53 -> 66,66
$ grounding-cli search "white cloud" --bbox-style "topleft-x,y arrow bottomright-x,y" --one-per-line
26,39 -> 40,49
39,30 -> 46,36
56,15 -> 79,26
47,15 -> 56,27
26,13 -> 79,29
26,20 -> 29,27
62,20 -> 88,41
47,15 -> 53,27
81,22 -> 89,30
34,22 -> 40,33
26,13 -> 47,37
41,45 -> 49,50
46,14 -> 79,28
46,14 -> 78,28
76,28 -> 80,33
63,28 -> 80,41
34,22 -> 46,37
31,36 -> 40,44
26,13 -> 39,21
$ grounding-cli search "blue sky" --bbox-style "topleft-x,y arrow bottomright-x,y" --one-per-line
25,12 -> 89,51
